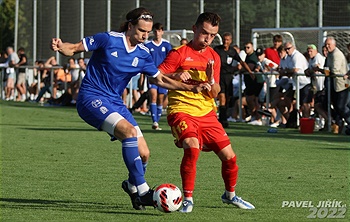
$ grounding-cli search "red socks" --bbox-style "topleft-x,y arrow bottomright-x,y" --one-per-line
222,156 -> 238,192
180,148 -> 200,198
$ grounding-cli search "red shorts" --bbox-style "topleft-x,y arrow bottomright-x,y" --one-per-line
167,110 -> 231,153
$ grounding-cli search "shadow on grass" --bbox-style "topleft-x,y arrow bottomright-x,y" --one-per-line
21,127 -> 96,132
225,124 -> 350,144
0,197 -> 160,216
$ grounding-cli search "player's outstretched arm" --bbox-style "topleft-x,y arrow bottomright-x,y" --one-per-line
150,72 -> 211,93
51,38 -> 85,57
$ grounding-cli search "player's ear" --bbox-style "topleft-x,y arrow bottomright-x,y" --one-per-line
192,25 -> 196,33
128,22 -> 132,30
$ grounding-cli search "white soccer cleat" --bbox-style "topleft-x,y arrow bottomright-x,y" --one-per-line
152,122 -> 162,130
179,200 -> 193,213
221,193 -> 255,209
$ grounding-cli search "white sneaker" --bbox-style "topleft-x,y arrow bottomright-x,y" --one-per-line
221,193 -> 255,209
227,117 -> 237,122
269,122 -> 280,128
179,200 -> 193,213
152,122 -> 162,130
247,120 -> 262,126
21,94 -> 26,102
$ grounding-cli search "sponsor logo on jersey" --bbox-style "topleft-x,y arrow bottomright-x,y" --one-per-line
185,57 -> 193,61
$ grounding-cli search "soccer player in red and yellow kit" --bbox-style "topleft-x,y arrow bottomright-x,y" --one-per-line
157,12 -> 255,213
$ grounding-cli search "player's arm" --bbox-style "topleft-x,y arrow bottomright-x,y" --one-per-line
51,38 -> 85,57
149,71 -> 211,93
206,60 -> 220,98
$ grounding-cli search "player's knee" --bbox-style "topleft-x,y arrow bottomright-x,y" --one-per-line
182,137 -> 199,148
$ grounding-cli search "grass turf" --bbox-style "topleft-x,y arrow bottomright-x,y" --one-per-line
0,101 -> 349,221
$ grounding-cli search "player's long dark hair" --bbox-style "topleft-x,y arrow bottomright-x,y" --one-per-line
119,7 -> 154,32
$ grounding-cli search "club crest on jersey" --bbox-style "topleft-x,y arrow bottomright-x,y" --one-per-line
162,47 -> 166,52
91,99 -> 102,108
88,36 -> 94,45
132,57 -> 139,67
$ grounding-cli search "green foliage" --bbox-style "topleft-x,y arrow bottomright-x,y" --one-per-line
0,0 -> 15,51
1,101 -> 349,221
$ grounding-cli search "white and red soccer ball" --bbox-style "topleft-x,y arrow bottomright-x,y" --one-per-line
153,183 -> 183,213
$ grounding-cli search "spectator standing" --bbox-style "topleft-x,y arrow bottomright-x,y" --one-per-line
5,46 -> 19,101
244,42 -> 263,125
15,47 -> 28,102
145,23 -> 172,130
315,37 -> 350,134
214,32 -> 245,128
284,41 -> 312,118
158,12 -> 255,213
304,44 -> 327,126
264,34 -> 283,65
50,7 -> 209,210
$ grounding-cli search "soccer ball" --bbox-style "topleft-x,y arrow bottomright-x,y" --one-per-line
153,183 -> 183,213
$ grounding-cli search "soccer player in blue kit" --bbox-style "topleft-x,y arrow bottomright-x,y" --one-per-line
145,23 -> 172,130
50,7 -> 210,210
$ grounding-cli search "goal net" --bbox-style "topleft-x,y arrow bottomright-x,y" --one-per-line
252,27 -> 350,55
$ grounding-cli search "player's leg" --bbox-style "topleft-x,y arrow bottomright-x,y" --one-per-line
201,112 -> 255,210
217,146 -> 255,209
156,87 -> 167,127
149,85 -> 161,130
101,113 -> 152,205
167,112 -> 199,213
179,138 -> 200,213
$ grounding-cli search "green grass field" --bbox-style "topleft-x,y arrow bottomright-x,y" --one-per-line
1,101 -> 349,221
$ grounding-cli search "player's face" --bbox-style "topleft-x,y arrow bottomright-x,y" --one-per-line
129,20 -> 153,45
153,29 -> 164,40
193,21 -> 218,50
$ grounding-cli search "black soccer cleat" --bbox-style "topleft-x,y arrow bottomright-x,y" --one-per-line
135,189 -> 154,207
121,180 -> 145,210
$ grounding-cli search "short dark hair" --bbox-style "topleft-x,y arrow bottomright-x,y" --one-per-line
195,12 -> 221,28
152,22 -> 164,31
273,34 -> 283,42
277,45 -> 285,53
119,7 -> 154,32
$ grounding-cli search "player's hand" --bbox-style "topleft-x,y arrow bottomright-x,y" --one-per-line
174,71 -> 192,81
191,82 -> 211,93
51,38 -> 62,52
206,59 -> 214,83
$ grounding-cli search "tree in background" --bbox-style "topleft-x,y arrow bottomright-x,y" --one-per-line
0,0 -> 15,51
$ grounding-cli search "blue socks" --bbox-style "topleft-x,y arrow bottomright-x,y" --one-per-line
122,137 -> 145,186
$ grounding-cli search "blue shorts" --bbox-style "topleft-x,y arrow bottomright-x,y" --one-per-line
148,83 -> 168,95
76,92 -> 137,131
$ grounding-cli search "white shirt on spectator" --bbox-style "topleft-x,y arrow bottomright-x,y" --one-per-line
308,53 -> 325,91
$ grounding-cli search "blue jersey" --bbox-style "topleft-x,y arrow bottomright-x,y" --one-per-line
144,39 -> 172,67
80,31 -> 159,98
